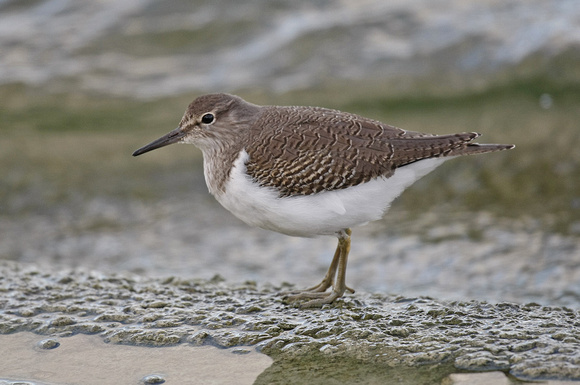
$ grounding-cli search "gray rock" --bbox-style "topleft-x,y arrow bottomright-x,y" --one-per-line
1,261 -> 579,382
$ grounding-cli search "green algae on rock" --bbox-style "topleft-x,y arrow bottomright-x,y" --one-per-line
0,261 -> 579,383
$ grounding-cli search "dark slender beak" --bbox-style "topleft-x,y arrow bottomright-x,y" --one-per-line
132,127 -> 186,156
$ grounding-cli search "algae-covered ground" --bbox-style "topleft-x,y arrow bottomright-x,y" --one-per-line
0,262 -> 579,384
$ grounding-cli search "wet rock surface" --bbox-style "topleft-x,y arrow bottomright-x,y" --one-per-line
1,261 -> 578,382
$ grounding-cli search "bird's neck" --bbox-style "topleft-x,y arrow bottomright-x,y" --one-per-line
201,137 -> 247,197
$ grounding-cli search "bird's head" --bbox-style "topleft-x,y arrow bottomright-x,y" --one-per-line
132,93 -> 259,156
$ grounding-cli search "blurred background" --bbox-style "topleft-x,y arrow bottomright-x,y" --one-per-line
1,0 -> 579,307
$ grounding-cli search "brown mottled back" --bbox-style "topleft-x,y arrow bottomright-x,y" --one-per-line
245,105 -> 512,197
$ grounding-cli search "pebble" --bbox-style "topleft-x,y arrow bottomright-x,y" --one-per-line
141,374 -> 165,384
36,339 -> 60,350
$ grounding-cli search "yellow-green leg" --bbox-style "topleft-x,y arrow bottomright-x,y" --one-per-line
284,228 -> 354,308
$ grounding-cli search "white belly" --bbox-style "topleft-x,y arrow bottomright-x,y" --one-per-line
211,150 -> 449,237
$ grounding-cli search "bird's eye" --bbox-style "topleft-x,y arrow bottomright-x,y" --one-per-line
201,113 -> 215,124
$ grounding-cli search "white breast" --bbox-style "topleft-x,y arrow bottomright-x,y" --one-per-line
210,150 -> 449,237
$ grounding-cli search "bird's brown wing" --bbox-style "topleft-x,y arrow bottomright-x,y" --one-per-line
245,105 -> 504,197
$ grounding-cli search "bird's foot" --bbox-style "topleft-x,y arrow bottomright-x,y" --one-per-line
289,291 -> 341,308
281,285 -> 355,308
302,282 -> 355,294
280,281 -> 354,296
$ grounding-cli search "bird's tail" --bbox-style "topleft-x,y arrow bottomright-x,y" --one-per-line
447,133 -> 515,156
391,132 -> 514,167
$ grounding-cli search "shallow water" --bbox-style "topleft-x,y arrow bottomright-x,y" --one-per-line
1,0 -> 579,98
0,332 -> 271,385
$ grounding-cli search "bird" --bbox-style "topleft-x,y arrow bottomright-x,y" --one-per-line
132,93 -> 514,308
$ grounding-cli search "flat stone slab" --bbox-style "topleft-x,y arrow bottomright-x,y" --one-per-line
1,261 -> 579,383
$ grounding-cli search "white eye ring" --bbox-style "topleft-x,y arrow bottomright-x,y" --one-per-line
201,113 -> 215,124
